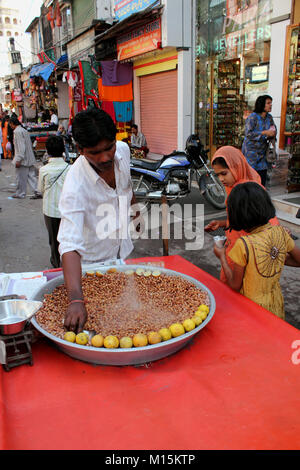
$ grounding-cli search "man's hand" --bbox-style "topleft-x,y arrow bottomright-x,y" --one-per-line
15,161 -> 21,168
64,302 -> 87,333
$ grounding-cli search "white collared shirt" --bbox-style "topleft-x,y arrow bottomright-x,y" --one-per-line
57,141 -> 133,264
38,157 -> 70,218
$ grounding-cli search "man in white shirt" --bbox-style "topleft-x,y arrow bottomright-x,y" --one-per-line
38,135 -> 69,268
50,108 -> 59,127
9,116 -> 42,199
57,108 -> 137,333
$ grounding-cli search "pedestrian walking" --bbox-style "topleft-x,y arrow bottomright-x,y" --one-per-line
9,116 -> 42,199
38,135 -> 70,268
242,95 -> 276,187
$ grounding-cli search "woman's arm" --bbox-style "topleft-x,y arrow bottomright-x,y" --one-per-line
214,246 -> 245,291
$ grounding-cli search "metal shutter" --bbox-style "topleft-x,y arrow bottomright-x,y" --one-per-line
140,69 -> 178,155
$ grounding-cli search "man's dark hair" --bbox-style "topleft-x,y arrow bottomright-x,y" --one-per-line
131,124 -> 138,130
227,182 -> 275,232
9,116 -> 21,126
46,135 -> 65,158
254,95 -> 273,114
72,108 -> 116,148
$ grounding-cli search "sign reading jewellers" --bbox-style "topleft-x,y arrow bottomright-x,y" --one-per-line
196,0 -> 273,57
114,0 -> 158,21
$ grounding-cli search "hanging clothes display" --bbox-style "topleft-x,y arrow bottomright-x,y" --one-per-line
78,61 -> 100,110
99,60 -> 133,124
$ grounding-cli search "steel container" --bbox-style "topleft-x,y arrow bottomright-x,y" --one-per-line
31,265 -> 216,366
0,300 -> 43,335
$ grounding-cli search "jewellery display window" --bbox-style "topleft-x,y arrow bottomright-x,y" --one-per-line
280,24 -> 300,192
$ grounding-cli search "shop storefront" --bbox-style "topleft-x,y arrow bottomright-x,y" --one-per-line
195,0 -> 273,155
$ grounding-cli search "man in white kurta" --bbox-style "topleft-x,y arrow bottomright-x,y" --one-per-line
57,108 -> 136,333
9,116 -> 42,199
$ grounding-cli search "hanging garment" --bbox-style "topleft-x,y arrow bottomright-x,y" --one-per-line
101,101 -> 116,122
100,81 -> 133,102
113,101 -> 133,122
101,61 -> 133,86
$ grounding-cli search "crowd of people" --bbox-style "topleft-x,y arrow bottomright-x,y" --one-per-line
0,97 -> 299,332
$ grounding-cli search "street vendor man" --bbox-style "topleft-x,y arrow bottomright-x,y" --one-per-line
57,108 -> 138,333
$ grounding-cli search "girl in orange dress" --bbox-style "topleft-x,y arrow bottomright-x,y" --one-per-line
204,146 -> 278,283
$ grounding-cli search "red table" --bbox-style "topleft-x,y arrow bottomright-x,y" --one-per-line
1,255 -> 300,450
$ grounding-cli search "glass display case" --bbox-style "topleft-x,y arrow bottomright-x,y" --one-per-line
280,24 -> 300,192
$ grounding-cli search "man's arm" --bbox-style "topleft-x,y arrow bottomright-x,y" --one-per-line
62,251 -> 87,333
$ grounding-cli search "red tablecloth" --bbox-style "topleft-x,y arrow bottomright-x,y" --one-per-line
1,255 -> 300,450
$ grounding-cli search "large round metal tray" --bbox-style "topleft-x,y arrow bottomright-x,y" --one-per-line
31,265 -> 216,366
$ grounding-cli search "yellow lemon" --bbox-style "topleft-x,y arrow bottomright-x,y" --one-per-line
125,270 -> 134,275
197,304 -> 209,314
104,335 -> 119,348
75,332 -> 89,345
182,318 -> 196,332
107,267 -> 117,273
148,331 -> 162,344
152,270 -> 161,277
120,337 -> 133,348
144,270 -> 152,277
132,333 -> 148,347
196,310 -> 208,321
136,268 -> 145,276
192,315 -> 203,326
158,328 -> 172,341
86,271 -> 94,276
64,331 -> 76,343
91,334 -> 104,348
169,323 -> 185,337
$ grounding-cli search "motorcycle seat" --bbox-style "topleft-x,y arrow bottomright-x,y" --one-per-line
131,158 -> 162,171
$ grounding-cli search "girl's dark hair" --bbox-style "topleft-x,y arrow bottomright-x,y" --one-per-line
72,108 -> 116,148
46,135 -> 65,157
212,157 -> 228,168
254,95 -> 272,114
227,182 -> 275,232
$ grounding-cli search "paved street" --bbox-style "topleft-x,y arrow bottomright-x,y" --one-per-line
0,157 -> 299,330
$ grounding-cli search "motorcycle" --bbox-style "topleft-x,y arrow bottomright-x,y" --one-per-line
130,135 -> 226,211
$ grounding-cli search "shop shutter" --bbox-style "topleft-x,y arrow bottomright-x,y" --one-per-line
140,69 -> 178,155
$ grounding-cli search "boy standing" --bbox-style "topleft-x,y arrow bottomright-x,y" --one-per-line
38,135 -> 69,268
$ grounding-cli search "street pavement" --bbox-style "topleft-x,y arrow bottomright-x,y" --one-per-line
0,158 -> 299,330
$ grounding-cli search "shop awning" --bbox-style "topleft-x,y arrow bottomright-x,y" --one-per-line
30,62 -> 55,81
56,54 -> 68,66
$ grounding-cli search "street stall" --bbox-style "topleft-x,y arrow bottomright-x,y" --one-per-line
1,255 -> 300,450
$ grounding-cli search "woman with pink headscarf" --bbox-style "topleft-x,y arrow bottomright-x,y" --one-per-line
204,146 -> 278,283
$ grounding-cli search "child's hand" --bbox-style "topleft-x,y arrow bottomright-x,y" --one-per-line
204,220 -> 221,232
214,245 -> 226,259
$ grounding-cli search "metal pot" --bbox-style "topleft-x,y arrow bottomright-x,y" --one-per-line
0,300 -> 43,335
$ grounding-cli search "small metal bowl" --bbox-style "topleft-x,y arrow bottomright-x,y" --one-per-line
0,300 -> 43,335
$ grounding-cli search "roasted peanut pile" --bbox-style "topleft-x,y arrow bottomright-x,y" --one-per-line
36,272 -> 210,340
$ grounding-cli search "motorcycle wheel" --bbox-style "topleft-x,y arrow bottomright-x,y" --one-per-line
199,173 -> 226,210
131,175 -> 152,213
